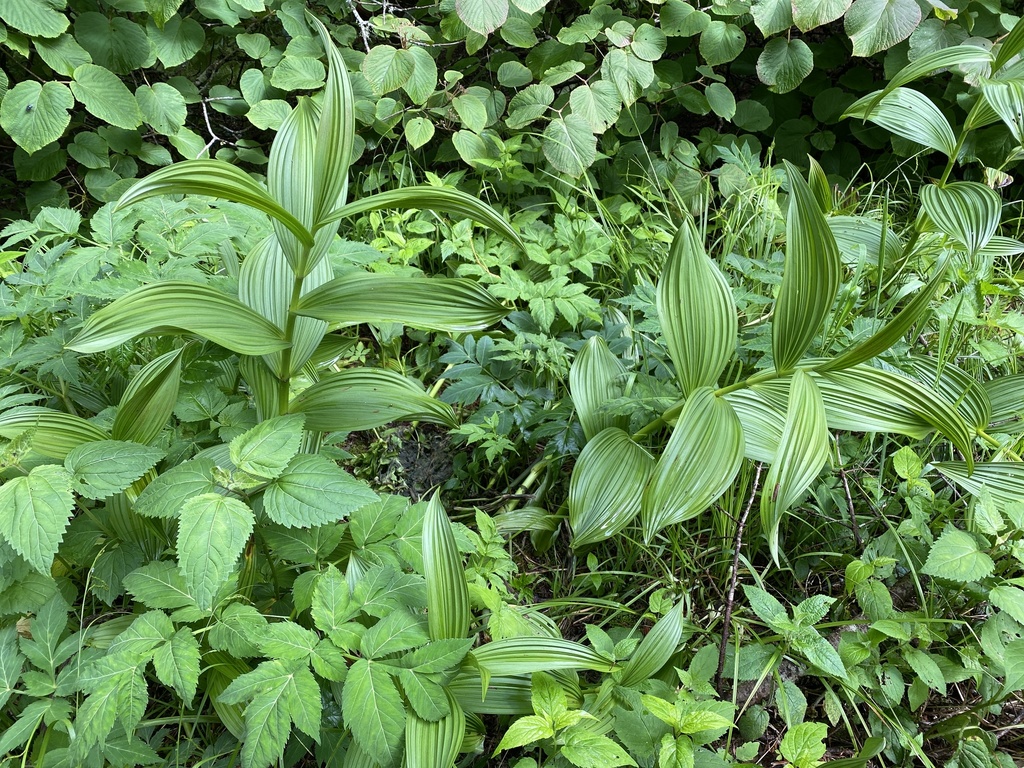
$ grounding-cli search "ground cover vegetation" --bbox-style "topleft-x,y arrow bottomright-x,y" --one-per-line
4,0 -> 1024,767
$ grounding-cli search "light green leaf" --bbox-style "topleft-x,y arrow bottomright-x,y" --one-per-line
779,722 -> 828,768
792,629 -> 848,679
563,729 -> 638,768
265,454 -> 377,528
288,368 -> 456,432
0,406 -> 109,460
793,0 -> 852,30
311,565 -> 357,640
343,659 -> 406,766
71,64 -> 144,130
543,115 -> 597,177
773,162 -> 841,372
569,82 -> 621,134
453,92 -> 488,133
403,46 -> 437,104
294,273 -> 509,332
845,87 -> 955,156
935,462 -> 1024,508
258,621 -> 319,660
495,714 -> 554,752
699,21 -> 745,66
989,586 -> 1024,625
642,389 -> 744,541
0,465 -> 74,574
456,0 -> 509,34
757,38 -> 814,93
68,281 -> 290,356
74,14 -> 152,74
921,526 -> 994,582
152,628 -> 200,705
618,601 -> 684,688
33,34 -> 92,77
229,414 -> 304,480
177,494 -> 254,610
632,24 -> 667,61
405,116 -> 435,149
362,45 -> 415,96
133,458 -> 217,519
423,493 -> 470,641
706,82 -> 736,118
145,0 -> 184,27
761,370 -> 830,565
148,16 -> 206,68
0,0 -> 68,37
405,690 -> 464,768
1002,639 -> 1024,694
136,82 -> 186,136
123,561 -> 196,610
569,427 -> 655,548
65,440 -> 164,499
0,81 -> 73,155
903,647 -> 945,694
471,637 -> 617,676
113,348 -> 183,446
569,336 -> 630,441
271,56 -> 325,91
657,216 -> 736,395
750,0 -> 793,36
845,0 -> 921,57
920,182 -> 1002,259
361,610 -> 429,659
209,603 -> 268,658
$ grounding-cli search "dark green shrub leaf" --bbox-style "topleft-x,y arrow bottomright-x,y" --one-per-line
757,38 -> 814,94
33,34 -> 92,77
844,0 -> 922,57
136,82 -> 186,136
632,24 -> 667,61
148,16 -> 205,68
699,21 -> 745,66
0,81 -> 73,155
0,0 -> 69,38
751,0 -> 793,35
74,13 -> 153,74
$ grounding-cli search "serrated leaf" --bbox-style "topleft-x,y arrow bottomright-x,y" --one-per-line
133,458 -> 217,518
258,621 -> 319,660
398,668 -> 449,721
229,414 -> 304,479
209,603 -> 268,658
76,654 -> 148,749
792,629 -> 847,679
569,427 -> 654,548
642,389 -> 744,541
0,465 -> 74,574
106,610 -> 173,657
903,647 -> 945,694
495,714 -> 554,752
780,721 -> 828,767
264,454 -> 377,528
343,659 -> 406,767
153,628 -> 200,705
0,80 -> 73,155
123,561 -> 196,610
562,728 -> 638,768
989,586 -> 1024,625
361,609 -> 429,659
773,162 -> 841,372
71,64 -> 144,129
921,526 -> 994,582
657,216 -> 736,395
845,0 -> 921,57
760,370 -> 830,565
65,440 -> 164,499
177,494 -> 254,610
400,639 -> 474,673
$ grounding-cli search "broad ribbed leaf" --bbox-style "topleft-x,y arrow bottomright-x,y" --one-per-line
984,375 -> 1024,432
289,369 -> 456,432
316,186 -> 525,252
569,427 -> 655,548
471,638 -> 617,675
935,462 -> 1024,508
238,237 -> 331,378
423,493 -> 470,641
828,215 -> 903,267
876,46 -> 992,103
447,673 -> 534,714
68,282 -> 290,355
406,690 -> 465,768
177,494 -> 254,610
112,348 -> 183,445
0,406 -> 108,459
906,358 -> 991,432
994,14 -> 1024,72
817,265 -> 945,372
617,601 -> 684,688
641,388 -> 744,541
343,659 -> 406,767
921,182 -> 1002,259
265,454 -> 377,528
116,160 -> 313,248
657,216 -> 736,394
294,273 -> 509,332
983,81 -> 1024,142
569,336 -> 630,441
773,162 -> 841,373
310,16 -> 354,217
761,370 -> 829,564
724,389 -> 785,462
844,88 -> 957,157
65,440 -> 164,499
229,414 -> 304,480
267,96 -> 320,275
0,465 -> 74,574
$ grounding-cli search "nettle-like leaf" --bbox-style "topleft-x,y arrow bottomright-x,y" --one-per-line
65,440 -> 164,499
641,388 -> 744,541
0,464 -> 75,574
219,658 -> 321,768
760,370 -> 830,565
569,427 -> 655,548
229,413 -> 304,480
133,457 -> 217,519
922,526 -> 994,582
152,628 -> 201,706
773,162 -> 841,373
177,494 -> 254,610
657,216 -> 736,396
343,658 -> 406,767
264,454 -> 378,528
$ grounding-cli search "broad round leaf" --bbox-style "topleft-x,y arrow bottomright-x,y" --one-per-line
33,34 -> 92,77
362,45 -> 415,96
404,46 -> 438,104
148,16 -> 205,68
792,0 -> 852,31
0,0 -> 69,37
543,115 -> 597,177
751,0 -> 793,36
632,24 -> 667,61
757,38 -> 814,94
136,82 -> 187,136
569,82 -> 621,134
844,0 -> 921,57
570,427 -> 655,548
699,21 -> 745,66
456,0 -> 509,34
405,116 -> 435,149
0,81 -> 73,155
74,13 -> 153,74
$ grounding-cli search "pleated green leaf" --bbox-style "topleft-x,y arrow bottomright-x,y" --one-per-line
641,387 -> 744,542
294,273 -> 509,332
447,673 -> 534,715
761,370 -> 830,565
994,14 -> 1024,72
267,96 -> 319,275
288,369 -> 456,432
934,461 -> 1024,508
773,162 -> 841,373
844,88 -> 957,157
67,282 -> 290,355
828,215 -> 903,267
406,689 -> 465,768
112,348 -> 183,445
921,182 -> 1002,259
816,265 -> 945,372
316,186 -> 525,252
806,156 -> 832,213
115,160 -> 314,248
872,46 -> 993,105
0,406 -> 108,459
984,374 -> 1024,433
982,80 -> 1024,143
723,390 -> 785,463
617,601 -> 684,688
906,358 -> 991,432
817,364 -> 973,466
569,336 -> 630,441
310,15 -> 354,219
423,493 -> 470,641
656,216 -> 736,395
239,236 -> 332,379
470,637 -> 617,676
569,427 -> 655,549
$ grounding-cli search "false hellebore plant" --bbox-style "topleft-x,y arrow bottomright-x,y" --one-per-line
0,14 -> 671,768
